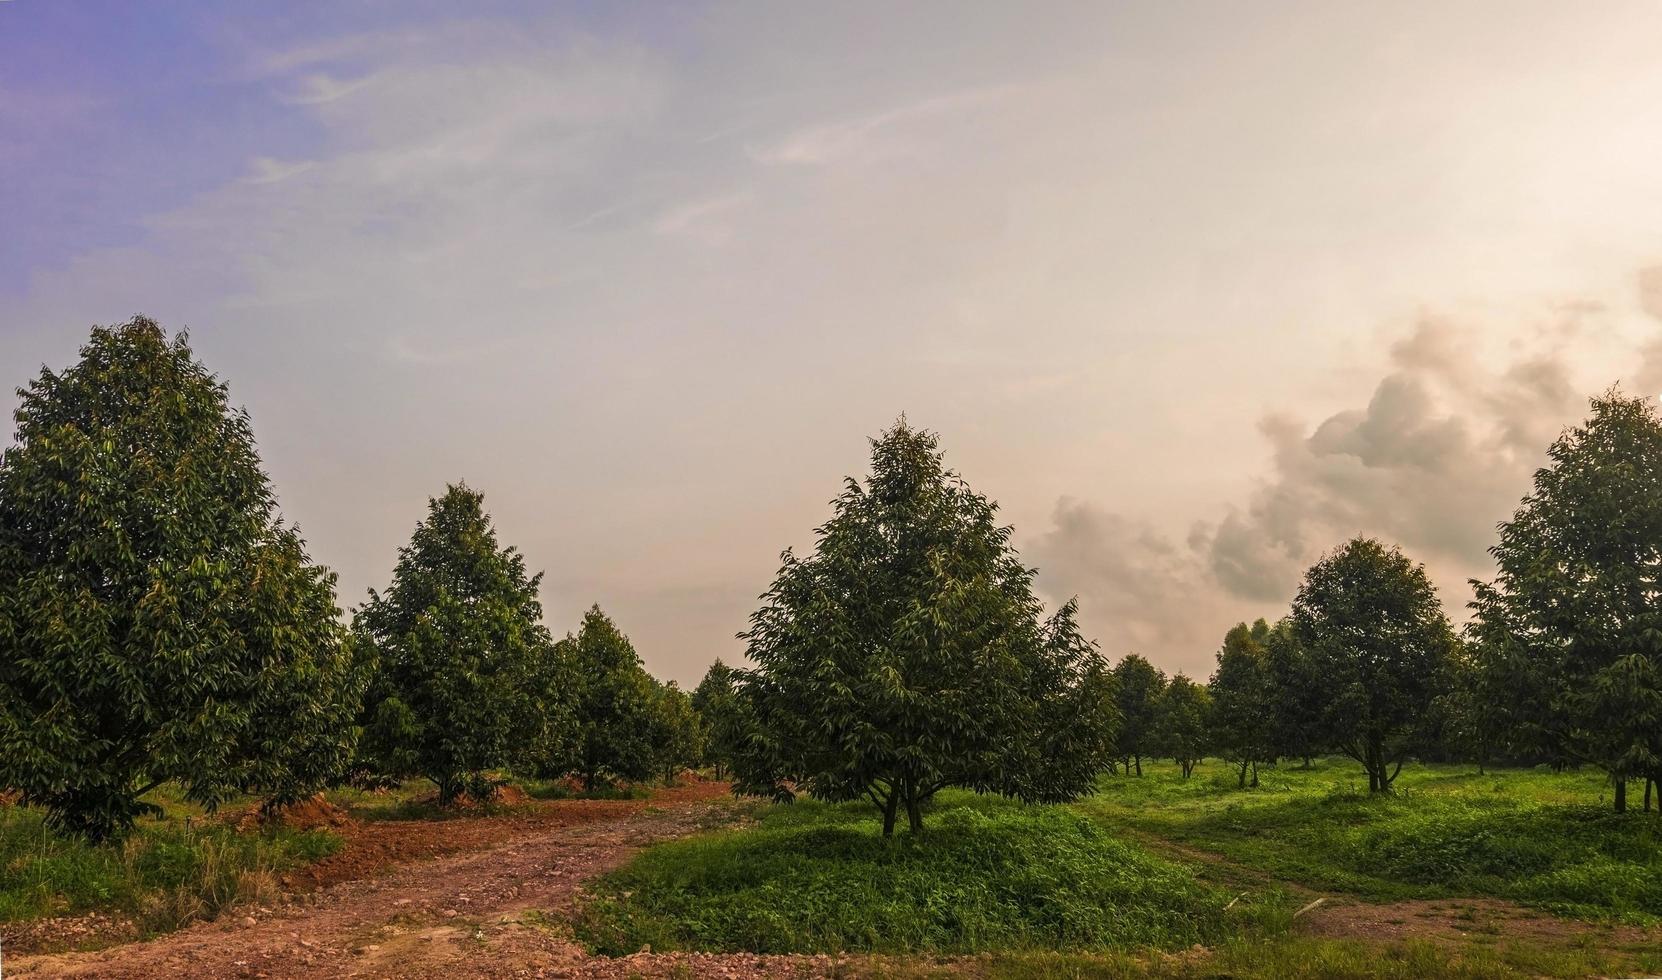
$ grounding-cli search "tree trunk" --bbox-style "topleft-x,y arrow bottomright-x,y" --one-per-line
584,769 -> 596,794
1643,778 -> 1652,812
1614,776 -> 1627,813
881,790 -> 899,837
906,792 -> 924,833
1134,756 -> 1142,777
1237,759 -> 1249,788
1249,760 -> 1259,788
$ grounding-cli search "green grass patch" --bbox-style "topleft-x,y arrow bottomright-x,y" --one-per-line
1076,760 -> 1662,922
965,935 -> 1662,980
574,791 -> 1266,955
0,803 -> 340,935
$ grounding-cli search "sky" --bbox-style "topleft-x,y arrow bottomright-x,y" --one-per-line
4,1 -> 1662,685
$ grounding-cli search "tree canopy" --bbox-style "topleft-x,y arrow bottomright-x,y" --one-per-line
691,658 -> 743,779
563,605 -> 659,791
0,318 -> 362,840
1153,673 -> 1211,779
354,483 -> 552,803
1294,537 -> 1455,793
1209,620 -> 1275,787
1470,390 -> 1662,810
731,421 -> 1116,835
1111,654 -> 1167,776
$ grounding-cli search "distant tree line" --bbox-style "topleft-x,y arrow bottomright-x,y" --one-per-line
1104,390 -> 1662,813
3,318 -> 1658,843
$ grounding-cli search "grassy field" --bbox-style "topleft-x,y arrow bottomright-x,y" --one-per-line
573,790 -> 1289,956
573,760 -> 1662,977
0,789 -> 340,936
1076,758 -> 1662,922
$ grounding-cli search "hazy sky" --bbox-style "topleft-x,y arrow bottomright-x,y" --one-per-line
5,1 -> 1662,684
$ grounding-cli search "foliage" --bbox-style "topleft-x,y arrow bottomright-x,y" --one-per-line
1112,654 -> 1167,775
1152,674 -> 1210,778
1209,620 -> 1276,786
1261,618 -> 1325,765
354,484 -> 554,803
512,637 -> 579,780
0,318 -> 362,841
648,681 -> 705,784
1080,758 -> 1662,923
572,792 -> 1232,955
691,658 -> 743,778
1470,390 -> 1662,811
731,421 -> 1116,835
563,605 -> 659,791
1292,537 -> 1456,792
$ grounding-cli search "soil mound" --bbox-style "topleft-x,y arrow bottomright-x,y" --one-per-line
413,783 -> 531,809
237,793 -> 353,832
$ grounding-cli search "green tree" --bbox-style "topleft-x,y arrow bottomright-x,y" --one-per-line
0,318 -> 362,840
732,421 -> 1116,835
1294,537 -> 1456,793
691,659 -> 743,779
1209,620 -> 1275,787
1112,654 -> 1167,776
512,637 -> 579,780
1262,618 -> 1324,767
649,681 -> 705,785
1471,391 -> 1662,810
1154,673 -> 1211,778
354,484 -> 553,804
564,605 -> 658,792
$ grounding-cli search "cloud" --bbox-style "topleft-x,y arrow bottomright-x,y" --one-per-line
652,192 -> 752,244
1186,315 -> 1591,605
1034,298 -> 1652,675
747,87 -> 1011,168
243,157 -> 315,184
281,72 -> 376,106
1031,499 -> 1259,676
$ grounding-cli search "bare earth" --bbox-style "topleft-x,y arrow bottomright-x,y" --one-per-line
5,784 -> 849,979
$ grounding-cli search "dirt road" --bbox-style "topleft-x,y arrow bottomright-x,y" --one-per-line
6,784 -> 845,979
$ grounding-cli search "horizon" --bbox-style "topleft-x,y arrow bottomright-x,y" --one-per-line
6,1 -> 1662,685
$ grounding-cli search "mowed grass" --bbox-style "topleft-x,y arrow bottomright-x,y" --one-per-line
0,795 -> 340,936
574,791 -> 1277,956
1076,759 -> 1662,922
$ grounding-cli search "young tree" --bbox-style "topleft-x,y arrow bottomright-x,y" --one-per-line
691,659 -> 743,779
1112,654 -> 1167,775
1262,618 -> 1323,767
731,421 -> 1116,835
649,681 -> 705,785
1294,537 -> 1456,793
563,605 -> 658,792
1154,674 -> 1211,778
1471,391 -> 1662,810
1209,621 -> 1275,787
354,484 -> 553,804
0,318 -> 362,840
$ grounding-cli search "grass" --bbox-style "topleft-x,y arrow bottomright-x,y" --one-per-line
1074,759 -> 1662,922
0,801 -> 340,936
937,936 -> 1662,980
573,791 -> 1281,956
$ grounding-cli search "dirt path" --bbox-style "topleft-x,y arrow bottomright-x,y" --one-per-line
5,785 -> 851,979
